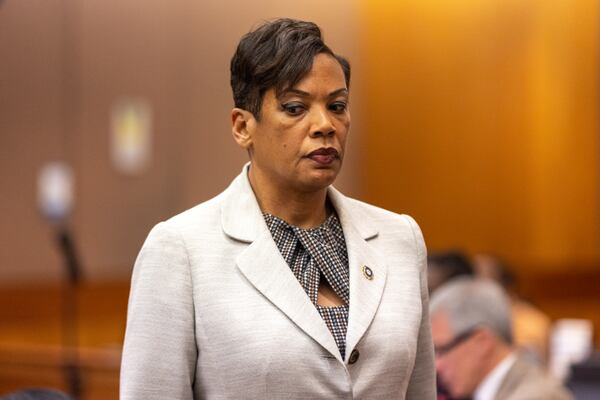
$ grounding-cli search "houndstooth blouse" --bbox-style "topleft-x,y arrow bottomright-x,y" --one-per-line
263,212 -> 349,359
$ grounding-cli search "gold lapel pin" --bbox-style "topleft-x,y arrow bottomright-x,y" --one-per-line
362,265 -> 374,280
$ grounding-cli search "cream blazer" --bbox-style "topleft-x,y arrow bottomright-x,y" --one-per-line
120,164 -> 435,399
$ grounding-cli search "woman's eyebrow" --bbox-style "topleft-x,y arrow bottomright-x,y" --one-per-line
329,88 -> 348,97
279,88 -> 348,98
279,88 -> 311,98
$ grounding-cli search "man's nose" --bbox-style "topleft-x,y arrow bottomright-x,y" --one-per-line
434,355 -> 445,372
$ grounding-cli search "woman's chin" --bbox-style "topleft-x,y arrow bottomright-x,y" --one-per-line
299,169 -> 339,191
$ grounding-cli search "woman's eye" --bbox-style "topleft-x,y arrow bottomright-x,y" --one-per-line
282,103 -> 305,115
329,102 -> 347,113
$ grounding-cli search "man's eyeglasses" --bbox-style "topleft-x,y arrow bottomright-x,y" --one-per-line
434,327 -> 479,356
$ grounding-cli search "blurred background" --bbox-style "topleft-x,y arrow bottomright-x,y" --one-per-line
1,0 -> 599,398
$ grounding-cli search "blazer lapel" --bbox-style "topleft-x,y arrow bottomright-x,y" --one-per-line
328,188 -> 388,362
221,164 -> 341,361
236,229 -> 342,361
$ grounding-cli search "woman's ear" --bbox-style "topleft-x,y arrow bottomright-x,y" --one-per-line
231,108 -> 255,150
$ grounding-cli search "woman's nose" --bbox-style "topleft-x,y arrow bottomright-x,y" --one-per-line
309,108 -> 335,138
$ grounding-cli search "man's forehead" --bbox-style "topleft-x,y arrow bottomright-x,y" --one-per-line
430,312 -> 453,343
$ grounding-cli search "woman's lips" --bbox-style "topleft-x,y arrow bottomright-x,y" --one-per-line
307,148 -> 339,165
310,154 -> 337,165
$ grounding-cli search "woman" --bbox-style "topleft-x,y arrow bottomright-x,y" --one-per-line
121,18 -> 435,399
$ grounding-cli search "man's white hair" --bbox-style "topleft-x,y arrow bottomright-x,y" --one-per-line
429,277 -> 513,344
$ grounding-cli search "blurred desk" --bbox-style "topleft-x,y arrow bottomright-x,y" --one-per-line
0,283 -> 129,399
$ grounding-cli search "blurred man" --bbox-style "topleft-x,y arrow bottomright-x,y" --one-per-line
430,278 -> 572,400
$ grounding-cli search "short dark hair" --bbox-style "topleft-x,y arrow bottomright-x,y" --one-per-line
428,251 -> 474,275
230,18 -> 350,118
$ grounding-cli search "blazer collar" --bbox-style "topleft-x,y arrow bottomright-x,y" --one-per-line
220,163 -> 265,243
222,163 -> 385,363
221,162 -> 378,243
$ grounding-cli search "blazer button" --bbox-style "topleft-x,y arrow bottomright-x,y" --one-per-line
348,349 -> 360,364
362,265 -> 374,280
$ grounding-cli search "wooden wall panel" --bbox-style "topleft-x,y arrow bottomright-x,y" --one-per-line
0,0 -> 364,285
75,0 -> 365,281
361,0 -> 600,272
0,0 -> 67,285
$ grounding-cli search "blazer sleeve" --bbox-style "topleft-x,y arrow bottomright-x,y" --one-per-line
404,215 -> 436,399
120,222 -> 197,400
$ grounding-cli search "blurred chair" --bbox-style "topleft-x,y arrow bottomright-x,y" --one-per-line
0,389 -> 72,400
567,352 -> 600,400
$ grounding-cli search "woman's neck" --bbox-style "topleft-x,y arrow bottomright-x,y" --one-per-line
248,165 -> 330,229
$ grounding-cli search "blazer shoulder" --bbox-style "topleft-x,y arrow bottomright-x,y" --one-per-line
135,191 -> 228,258
339,195 -> 426,258
344,197 -> 423,235
161,191 -> 225,232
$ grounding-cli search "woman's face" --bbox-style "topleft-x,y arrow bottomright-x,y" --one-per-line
243,53 -> 350,193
